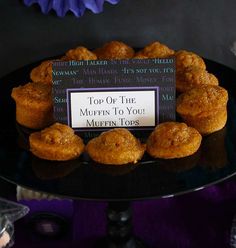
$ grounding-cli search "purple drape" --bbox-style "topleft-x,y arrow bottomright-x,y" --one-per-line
15,177 -> 236,247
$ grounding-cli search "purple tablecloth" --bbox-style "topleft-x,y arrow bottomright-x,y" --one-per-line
15,177 -> 236,248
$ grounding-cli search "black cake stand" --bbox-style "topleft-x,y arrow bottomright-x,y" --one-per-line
0,60 -> 236,248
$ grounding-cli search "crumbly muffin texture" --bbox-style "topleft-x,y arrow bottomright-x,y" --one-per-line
177,85 -> 228,135
30,123 -> 84,161
147,122 -> 202,159
11,82 -> 53,129
179,108 -> 227,136
62,46 -> 97,61
12,82 -> 52,108
175,50 -> 206,72
94,41 -> 135,59
176,85 -> 228,117
176,66 -> 219,92
86,128 -> 146,165
135,41 -> 175,58
30,60 -> 53,85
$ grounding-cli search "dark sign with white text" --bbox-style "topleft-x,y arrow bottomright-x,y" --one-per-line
52,58 -> 175,137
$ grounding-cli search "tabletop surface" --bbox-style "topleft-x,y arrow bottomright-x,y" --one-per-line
0,59 -> 235,201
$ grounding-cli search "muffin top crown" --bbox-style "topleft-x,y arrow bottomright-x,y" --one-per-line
177,85 -> 228,116
11,82 -> 52,106
176,66 -> 219,92
135,41 -> 175,58
99,128 -> 137,149
151,122 -> 195,148
175,50 -> 206,71
94,41 -> 134,59
40,123 -> 76,145
30,60 -> 53,84
63,46 -> 97,61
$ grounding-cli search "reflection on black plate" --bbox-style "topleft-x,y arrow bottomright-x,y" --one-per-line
0,59 -> 235,200
200,127 -> 228,170
91,162 -> 137,176
159,149 -> 201,173
16,122 -> 35,150
32,156 -> 80,180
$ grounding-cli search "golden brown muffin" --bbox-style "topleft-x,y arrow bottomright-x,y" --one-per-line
30,60 -> 53,85
133,54 -> 149,59
86,128 -> 146,165
176,85 -> 228,135
146,122 -> 202,159
135,41 -> 175,58
176,66 -> 219,92
11,82 -> 54,129
175,50 -> 206,72
94,41 -> 134,59
29,123 -> 84,161
62,46 -> 97,61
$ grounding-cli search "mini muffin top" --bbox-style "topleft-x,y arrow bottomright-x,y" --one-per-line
176,66 -> 219,92
40,123 -> 76,145
177,85 -> 228,117
30,123 -> 85,161
146,122 -> 202,159
63,46 -> 97,61
11,82 -> 52,109
175,50 -> 206,72
94,128 -> 138,150
135,41 -> 174,58
94,41 -> 134,59
30,60 -> 53,85
86,128 -> 146,165
151,122 -> 196,148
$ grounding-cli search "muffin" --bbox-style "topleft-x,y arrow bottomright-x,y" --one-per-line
30,60 -> 53,85
176,66 -> 219,92
94,41 -> 134,59
175,50 -> 206,72
146,122 -> 202,159
29,122 -> 85,161
62,46 -> 97,61
135,41 -> 175,58
86,128 -> 146,165
11,82 -> 53,129
133,54 -> 149,59
176,85 -> 228,135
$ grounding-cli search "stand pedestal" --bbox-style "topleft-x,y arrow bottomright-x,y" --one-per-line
97,201 -> 148,248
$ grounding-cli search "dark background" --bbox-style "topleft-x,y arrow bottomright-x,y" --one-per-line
0,0 -> 235,192
0,0 -> 236,78
1,0 -> 236,194
0,2 -> 236,247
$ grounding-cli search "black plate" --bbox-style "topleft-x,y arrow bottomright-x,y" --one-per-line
0,59 -> 236,201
